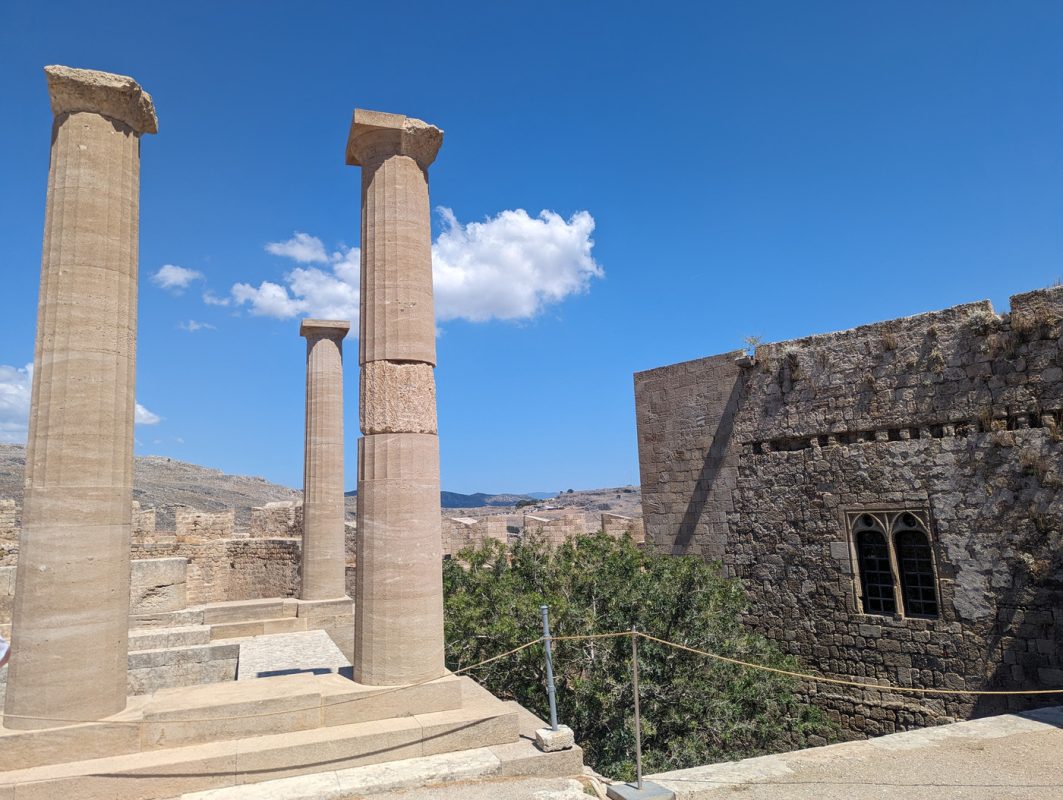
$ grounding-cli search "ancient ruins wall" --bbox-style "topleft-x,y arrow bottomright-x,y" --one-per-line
249,501 -> 303,538
131,538 -> 300,604
523,512 -> 596,546
175,508 -> 235,540
601,512 -> 646,543
442,515 -> 509,555
132,501 -> 156,536
0,500 -> 16,567
635,286 -> 1063,736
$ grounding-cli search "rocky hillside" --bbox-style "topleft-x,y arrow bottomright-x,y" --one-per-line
0,445 -> 300,527
0,443 -> 643,526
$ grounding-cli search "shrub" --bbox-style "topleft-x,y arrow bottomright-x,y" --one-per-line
443,533 -> 833,779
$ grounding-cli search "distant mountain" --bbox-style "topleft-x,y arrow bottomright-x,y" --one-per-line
344,488 -> 547,509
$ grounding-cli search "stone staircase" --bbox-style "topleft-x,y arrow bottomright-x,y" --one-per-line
0,673 -> 564,800
121,597 -> 358,696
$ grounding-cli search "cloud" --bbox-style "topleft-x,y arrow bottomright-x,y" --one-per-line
0,363 -> 160,441
432,208 -> 602,322
0,363 -> 32,444
152,264 -> 204,292
265,232 -> 329,264
232,246 -> 360,321
135,403 -> 162,425
177,320 -> 216,332
227,209 -> 601,327
202,290 -> 230,307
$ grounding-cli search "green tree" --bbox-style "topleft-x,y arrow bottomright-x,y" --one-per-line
443,532 -> 832,779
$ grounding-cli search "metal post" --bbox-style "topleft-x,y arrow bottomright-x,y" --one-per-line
541,604 -> 559,731
632,624 -> 643,791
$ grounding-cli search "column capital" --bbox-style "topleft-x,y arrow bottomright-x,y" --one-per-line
300,319 -> 351,339
45,65 -> 158,134
345,109 -> 443,170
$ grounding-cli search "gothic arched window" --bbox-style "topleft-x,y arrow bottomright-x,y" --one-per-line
894,514 -> 938,618
854,515 -> 896,615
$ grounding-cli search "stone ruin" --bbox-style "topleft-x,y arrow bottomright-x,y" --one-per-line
0,66 -> 582,798
636,285 -> 1063,737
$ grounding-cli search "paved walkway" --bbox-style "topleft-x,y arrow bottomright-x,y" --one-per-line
229,630 -> 351,680
371,777 -> 589,799
650,705 -> 1063,799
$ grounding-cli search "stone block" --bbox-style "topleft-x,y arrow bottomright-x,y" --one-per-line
534,724 -> 575,752
360,360 -> 437,434
129,557 -> 188,614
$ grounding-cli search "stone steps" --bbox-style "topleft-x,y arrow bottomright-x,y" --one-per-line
0,683 -> 518,800
179,740 -> 585,800
0,673 -> 465,771
208,616 -> 306,640
200,599 -> 298,626
129,626 -> 213,651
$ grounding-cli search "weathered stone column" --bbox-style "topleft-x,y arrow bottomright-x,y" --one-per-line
347,110 -> 445,686
4,66 -> 157,730
300,319 -> 350,601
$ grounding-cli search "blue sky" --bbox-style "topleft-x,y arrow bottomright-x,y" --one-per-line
1,2 -> 1061,494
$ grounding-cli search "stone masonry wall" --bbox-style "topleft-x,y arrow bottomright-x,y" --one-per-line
175,508 -> 235,540
131,538 -> 300,605
0,500 -> 16,567
635,286 -> 1063,737
250,500 -> 303,538
601,512 -> 646,544
522,512 -> 599,546
132,500 -> 156,536
442,515 -> 509,555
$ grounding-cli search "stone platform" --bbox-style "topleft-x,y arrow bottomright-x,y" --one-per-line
0,671 -> 581,800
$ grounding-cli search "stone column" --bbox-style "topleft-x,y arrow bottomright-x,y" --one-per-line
346,110 -> 445,686
4,66 -> 157,730
300,319 -> 351,601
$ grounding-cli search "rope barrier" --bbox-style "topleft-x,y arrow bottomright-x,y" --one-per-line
5,625 -> 1063,727
633,631 -> 1063,696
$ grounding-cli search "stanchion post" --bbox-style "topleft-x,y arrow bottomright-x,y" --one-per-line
541,604 -> 559,731
632,624 -> 643,790
605,627 -> 675,800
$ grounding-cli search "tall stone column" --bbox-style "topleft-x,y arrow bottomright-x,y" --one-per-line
4,66 -> 157,730
346,110 -> 445,686
300,319 -> 350,601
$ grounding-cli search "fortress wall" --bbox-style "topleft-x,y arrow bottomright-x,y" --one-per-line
636,285 -> 1063,735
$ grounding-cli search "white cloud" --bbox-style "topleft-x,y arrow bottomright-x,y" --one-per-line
135,403 -> 162,425
227,209 -> 601,327
0,363 -> 32,444
432,208 -> 602,322
152,264 -> 204,292
265,232 -> 329,264
0,363 -> 160,441
232,246 -> 360,321
177,320 -> 216,332
202,290 -> 230,307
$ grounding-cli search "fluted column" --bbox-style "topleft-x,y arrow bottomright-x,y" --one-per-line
300,319 -> 350,601
347,109 -> 444,686
4,66 -> 157,730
